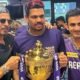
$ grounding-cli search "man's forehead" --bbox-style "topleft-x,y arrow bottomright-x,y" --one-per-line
68,15 -> 80,20
0,13 -> 10,18
68,16 -> 80,23
29,8 -> 44,15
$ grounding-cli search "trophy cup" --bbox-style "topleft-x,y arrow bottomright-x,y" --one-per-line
25,40 -> 54,80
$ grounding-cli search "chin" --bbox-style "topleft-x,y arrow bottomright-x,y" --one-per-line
36,28 -> 43,31
36,25 -> 43,29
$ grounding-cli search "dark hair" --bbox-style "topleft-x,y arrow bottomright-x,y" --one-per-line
66,8 -> 80,23
25,0 -> 44,16
55,16 -> 65,23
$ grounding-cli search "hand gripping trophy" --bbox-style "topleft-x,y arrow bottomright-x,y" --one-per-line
25,40 -> 54,80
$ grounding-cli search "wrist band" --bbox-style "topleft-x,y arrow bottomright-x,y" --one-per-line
1,65 -> 9,75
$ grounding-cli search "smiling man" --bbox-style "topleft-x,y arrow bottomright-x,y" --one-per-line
0,8 -> 20,80
64,8 -> 80,80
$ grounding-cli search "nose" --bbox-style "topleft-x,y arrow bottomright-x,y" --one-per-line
4,20 -> 9,27
36,17 -> 42,22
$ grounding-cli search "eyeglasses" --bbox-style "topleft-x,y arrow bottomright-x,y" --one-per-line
0,19 -> 12,24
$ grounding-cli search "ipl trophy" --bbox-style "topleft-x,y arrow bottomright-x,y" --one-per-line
25,40 -> 54,80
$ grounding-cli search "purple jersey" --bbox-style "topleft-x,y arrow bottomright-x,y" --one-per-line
13,26 -> 66,54
65,38 -> 80,80
13,26 -> 66,80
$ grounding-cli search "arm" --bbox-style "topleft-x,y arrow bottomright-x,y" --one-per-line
58,52 -> 68,68
58,31 -> 68,68
0,56 -> 20,79
13,69 -> 19,80
57,31 -> 68,76
0,65 -> 8,78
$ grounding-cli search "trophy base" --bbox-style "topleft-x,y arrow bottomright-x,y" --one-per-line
31,79 -> 47,80
31,79 -> 46,80
31,78 -> 46,80
28,72 -> 51,80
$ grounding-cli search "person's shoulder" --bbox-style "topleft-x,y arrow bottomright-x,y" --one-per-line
4,34 -> 14,46
14,26 -> 28,41
15,25 -> 28,37
49,28 -> 61,32
16,25 -> 27,34
48,28 -> 62,35
15,32 -> 26,41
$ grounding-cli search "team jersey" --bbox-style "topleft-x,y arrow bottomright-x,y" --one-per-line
13,26 -> 66,80
65,37 -> 80,80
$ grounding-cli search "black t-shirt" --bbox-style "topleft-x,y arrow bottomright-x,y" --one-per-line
0,34 -> 14,80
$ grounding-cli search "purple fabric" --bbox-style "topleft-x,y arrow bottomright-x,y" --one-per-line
13,26 -> 66,54
19,55 -> 26,80
13,26 -> 66,80
54,54 -> 60,80
65,38 -> 80,80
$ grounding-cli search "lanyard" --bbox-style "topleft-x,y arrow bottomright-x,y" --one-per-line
19,54 -> 60,80
54,54 -> 60,80
19,55 -> 27,80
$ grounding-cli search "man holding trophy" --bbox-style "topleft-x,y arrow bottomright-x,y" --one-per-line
13,0 -> 67,80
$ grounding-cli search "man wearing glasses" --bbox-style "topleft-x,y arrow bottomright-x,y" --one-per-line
0,8 -> 20,80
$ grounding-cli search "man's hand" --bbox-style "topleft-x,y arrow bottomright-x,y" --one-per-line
4,56 -> 20,71
44,21 -> 57,29
58,52 -> 68,68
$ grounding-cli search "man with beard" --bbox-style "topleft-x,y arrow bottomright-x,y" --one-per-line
0,8 -> 20,80
13,0 -> 67,80
64,8 -> 80,80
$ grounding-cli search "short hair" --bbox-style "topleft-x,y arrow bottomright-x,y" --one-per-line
66,8 -> 80,23
55,16 -> 65,23
0,7 -> 9,14
25,0 -> 44,16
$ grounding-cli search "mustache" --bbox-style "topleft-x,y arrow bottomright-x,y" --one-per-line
1,27 -> 9,30
72,30 -> 80,32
